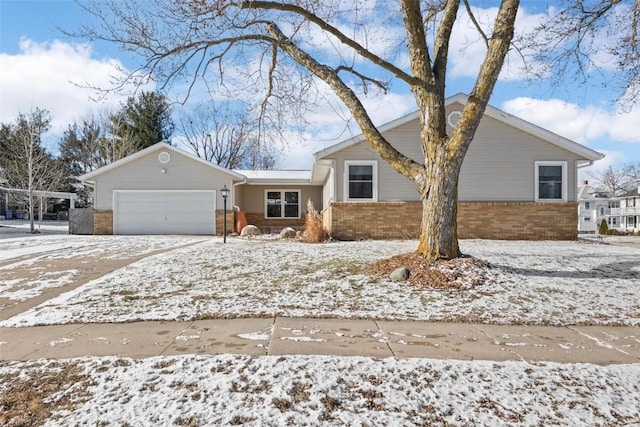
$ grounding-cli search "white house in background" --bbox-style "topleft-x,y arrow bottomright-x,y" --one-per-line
577,181 -> 617,233
610,184 -> 640,233
577,181 -> 640,234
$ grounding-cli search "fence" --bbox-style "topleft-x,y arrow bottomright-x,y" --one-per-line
69,208 -> 94,235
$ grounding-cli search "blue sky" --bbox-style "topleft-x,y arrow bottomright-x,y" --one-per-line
1,0 -> 638,178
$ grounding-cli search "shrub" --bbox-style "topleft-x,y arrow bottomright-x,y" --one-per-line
598,219 -> 609,235
304,199 -> 329,243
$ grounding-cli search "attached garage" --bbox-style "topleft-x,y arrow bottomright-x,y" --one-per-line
114,190 -> 216,235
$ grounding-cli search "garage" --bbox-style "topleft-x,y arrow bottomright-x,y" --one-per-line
114,190 -> 216,235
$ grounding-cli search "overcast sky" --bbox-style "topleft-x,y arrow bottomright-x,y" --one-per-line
0,0 -> 638,178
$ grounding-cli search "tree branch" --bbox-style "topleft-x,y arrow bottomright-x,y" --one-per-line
265,22 -> 423,181
239,0 -> 422,86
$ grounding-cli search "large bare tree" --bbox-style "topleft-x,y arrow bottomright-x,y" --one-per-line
178,102 -> 278,169
587,164 -> 635,195
77,0 -> 639,259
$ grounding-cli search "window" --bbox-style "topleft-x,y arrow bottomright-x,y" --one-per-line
345,161 -> 377,201
584,202 -> 590,209
584,217 -> 591,221
535,161 -> 567,202
600,207 -> 605,215
266,190 -> 300,218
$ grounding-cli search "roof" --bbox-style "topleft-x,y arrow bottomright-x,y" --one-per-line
313,93 -> 605,162
79,142 -> 246,182
234,170 -> 312,184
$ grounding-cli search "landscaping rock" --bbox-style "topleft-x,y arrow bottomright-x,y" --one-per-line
240,225 -> 262,236
279,227 -> 297,239
390,267 -> 410,282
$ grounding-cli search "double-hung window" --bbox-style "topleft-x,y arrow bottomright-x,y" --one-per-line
535,161 -> 567,202
345,160 -> 377,201
266,190 -> 300,218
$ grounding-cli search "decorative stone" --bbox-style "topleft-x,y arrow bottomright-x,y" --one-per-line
240,225 -> 262,236
279,227 -> 297,239
390,267 -> 410,282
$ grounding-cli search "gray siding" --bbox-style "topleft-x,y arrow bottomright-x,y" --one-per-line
459,114 -> 579,202
317,103 -> 582,203
93,150 -> 236,210
238,185 -> 322,216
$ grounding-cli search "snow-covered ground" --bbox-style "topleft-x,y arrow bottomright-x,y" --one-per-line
0,219 -> 69,239
0,355 -> 638,426
2,236 -> 639,327
1,234 -> 639,426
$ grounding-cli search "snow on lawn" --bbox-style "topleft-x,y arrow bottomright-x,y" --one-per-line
3,238 -> 639,327
0,355 -> 638,426
0,235 -> 206,302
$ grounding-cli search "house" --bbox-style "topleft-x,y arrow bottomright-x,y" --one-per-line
576,181 -> 617,233
577,181 -> 640,234
78,93 -> 604,240
609,184 -> 640,233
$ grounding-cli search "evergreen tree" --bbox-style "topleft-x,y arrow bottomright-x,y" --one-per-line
110,91 -> 174,150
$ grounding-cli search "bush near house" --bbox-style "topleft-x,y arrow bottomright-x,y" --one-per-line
598,219 -> 609,235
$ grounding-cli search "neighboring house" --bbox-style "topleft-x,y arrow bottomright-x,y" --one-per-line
610,184 -> 640,233
79,93 -> 604,240
576,181 -> 617,233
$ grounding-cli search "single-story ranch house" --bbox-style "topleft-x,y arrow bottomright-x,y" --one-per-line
79,93 -> 604,240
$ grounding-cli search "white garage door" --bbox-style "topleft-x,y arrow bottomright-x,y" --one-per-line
114,190 -> 216,235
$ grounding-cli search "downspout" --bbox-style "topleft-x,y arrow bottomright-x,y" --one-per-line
232,178 -> 247,211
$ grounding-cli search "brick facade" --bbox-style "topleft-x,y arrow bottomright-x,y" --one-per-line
242,212 -> 305,233
215,210 -> 235,236
324,202 -> 578,241
93,210 -> 113,235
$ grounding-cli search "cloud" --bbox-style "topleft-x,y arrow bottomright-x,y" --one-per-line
0,38 -> 152,147
501,97 -> 640,146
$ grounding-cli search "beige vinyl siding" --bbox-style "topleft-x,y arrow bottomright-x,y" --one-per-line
459,114 -> 579,202
93,150 -> 235,210
317,103 -> 581,203
322,168 -> 335,208
330,118 -> 422,202
238,185 -> 322,216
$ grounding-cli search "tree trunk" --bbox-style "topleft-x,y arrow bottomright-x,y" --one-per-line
417,143 -> 465,259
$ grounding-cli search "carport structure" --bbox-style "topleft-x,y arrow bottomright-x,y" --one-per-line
0,186 -> 77,219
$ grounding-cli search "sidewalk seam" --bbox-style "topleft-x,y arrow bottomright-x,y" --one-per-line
374,320 -> 397,358
159,321 -> 195,356
472,324 -> 526,363
21,323 -> 86,360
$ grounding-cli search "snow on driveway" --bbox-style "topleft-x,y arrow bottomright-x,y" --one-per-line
2,237 -> 639,327
0,235 -> 207,302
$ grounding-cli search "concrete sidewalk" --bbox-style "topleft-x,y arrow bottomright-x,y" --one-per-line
1,317 -> 638,364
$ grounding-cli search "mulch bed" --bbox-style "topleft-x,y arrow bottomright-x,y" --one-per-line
370,252 -> 491,290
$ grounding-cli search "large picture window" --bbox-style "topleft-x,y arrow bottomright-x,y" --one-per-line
266,190 -> 300,218
345,160 -> 377,201
535,161 -> 567,202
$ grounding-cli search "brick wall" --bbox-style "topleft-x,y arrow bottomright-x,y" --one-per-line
215,210 -> 235,236
325,202 -> 578,241
457,202 -> 577,240
243,212 -> 305,233
93,210 -> 113,235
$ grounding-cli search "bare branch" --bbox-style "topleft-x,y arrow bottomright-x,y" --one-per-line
239,1 -> 421,86
463,0 -> 490,47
